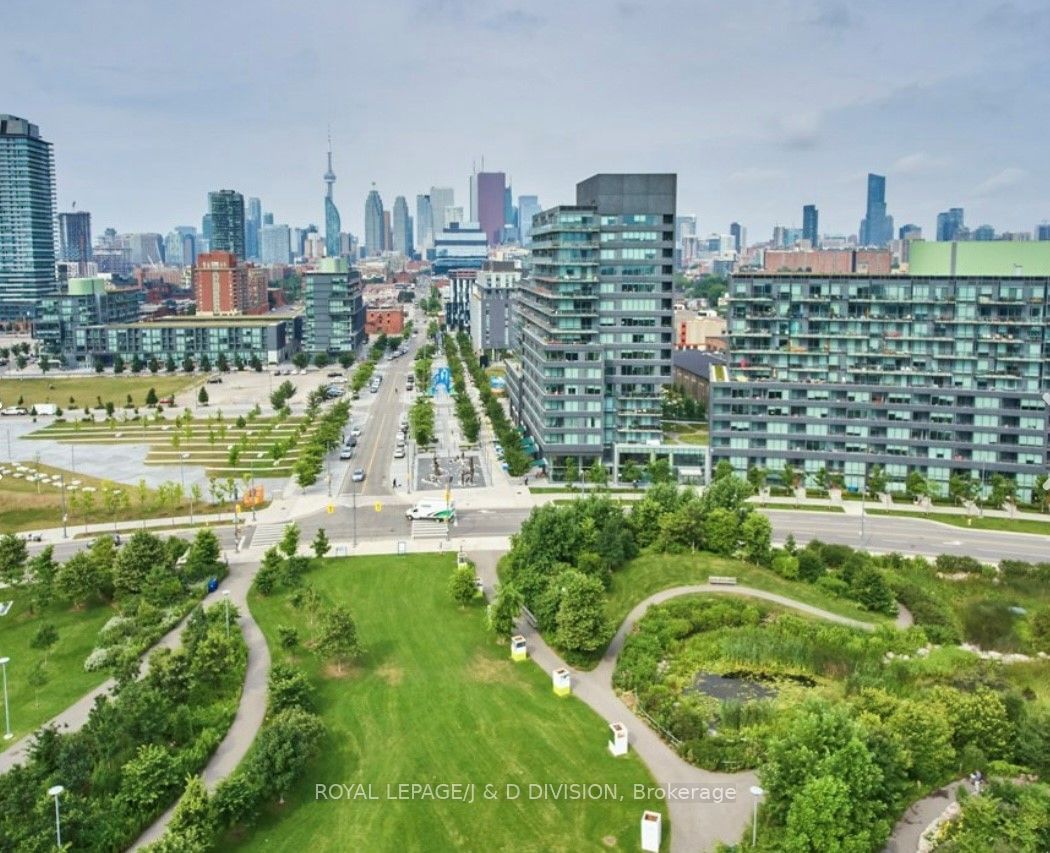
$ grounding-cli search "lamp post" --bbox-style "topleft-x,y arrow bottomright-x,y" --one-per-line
179,451 -> 190,491
749,785 -> 765,847
860,463 -> 867,544
48,785 -> 64,848
60,474 -> 68,540
352,472 -> 358,548
0,656 -> 11,739
223,590 -> 231,637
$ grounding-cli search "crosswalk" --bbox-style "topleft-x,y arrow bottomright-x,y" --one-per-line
249,523 -> 287,548
411,520 -> 449,540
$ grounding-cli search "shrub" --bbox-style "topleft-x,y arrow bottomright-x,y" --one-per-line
934,554 -> 984,575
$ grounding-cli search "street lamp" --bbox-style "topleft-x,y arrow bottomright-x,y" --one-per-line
179,451 -> 190,491
48,785 -> 64,848
749,785 -> 765,847
223,590 -> 231,637
0,656 -> 11,739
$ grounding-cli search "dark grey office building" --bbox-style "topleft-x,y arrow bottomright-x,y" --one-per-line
802,204 -> 818,247
0,115 -> 59,320
509,174 -> 676,473
207,190 -> 246,259
858,173 -> 893,247
58,211 -> 92,268
304,258 -> 364,354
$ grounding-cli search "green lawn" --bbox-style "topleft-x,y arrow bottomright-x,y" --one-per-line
605,551 -> 889,636
237,554 -> 667,852
0,590 -> 113,746
866,508 -> 1050,535
0,374 -> 196,409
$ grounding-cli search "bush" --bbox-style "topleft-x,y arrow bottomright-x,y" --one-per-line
934,554 -> 984,575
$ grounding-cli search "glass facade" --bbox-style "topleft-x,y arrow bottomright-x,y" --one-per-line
710,271 -> 1050,501
0,115 -> 58,319
305,259 -> 364,354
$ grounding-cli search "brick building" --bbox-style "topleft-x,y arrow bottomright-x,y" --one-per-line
762,249 -> 892,275
365,307 -> 405,335
193,252 -> 267,315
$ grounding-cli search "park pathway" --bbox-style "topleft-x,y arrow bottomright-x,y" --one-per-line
469,553 -> 906,853
883,779 -> 971,852
130,551 -> 269,849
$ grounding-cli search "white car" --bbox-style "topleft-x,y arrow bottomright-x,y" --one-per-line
350,426 -> 362,438
393,446 -> 405,459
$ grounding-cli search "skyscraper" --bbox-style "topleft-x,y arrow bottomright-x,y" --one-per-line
364,187 -> 384,256
517,195 -> 541,245
392,196 -> 413,256
323,136 -> 341,258
730,222 -> 745,253
430,186 -> 455,232
858,173 -> 893,247
383,210 -> 392,253
503,185 -> 516,241
246,197 -> 262,261
207,190 -> 245,258
509,173 -> 675,470
1037,223 -> 1050,241
474,171 -> 507,245
261,224 -> 291,265
936,207 -> 965,241
802,204 -> 819,247
0,115 -> 58,319
305,257 -> 364,354
58,211 -> 92,269
416,194 -> 434,250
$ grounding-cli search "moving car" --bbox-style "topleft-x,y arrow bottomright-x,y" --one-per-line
406,500 -> 455,521
352,468 -> 366,482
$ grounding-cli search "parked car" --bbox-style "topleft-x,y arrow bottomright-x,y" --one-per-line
350,426 -> 362,438
339,447 -> 354,460
22,532 -> 43,542
326,371 -> 344,378
351,468 -> 366,483
393,446 -> 405,458
207,375 -> 223,384
1,407 -> 28,416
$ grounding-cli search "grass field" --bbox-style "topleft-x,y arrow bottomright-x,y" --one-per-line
605,551 -> 889,637
237,554 -> 667,852
0,375 -> 197,409
0,460 -> 239,533
0,589 -> 113,746
866,508 -> 1050,535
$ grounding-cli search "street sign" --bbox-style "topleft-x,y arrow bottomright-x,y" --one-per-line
374,501 -> 382,512
327,503 -> 335,514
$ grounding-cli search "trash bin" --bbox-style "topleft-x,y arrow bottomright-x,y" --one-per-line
207,577 -> 219,593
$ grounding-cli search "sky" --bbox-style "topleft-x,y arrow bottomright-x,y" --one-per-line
4,0 -> 1049,242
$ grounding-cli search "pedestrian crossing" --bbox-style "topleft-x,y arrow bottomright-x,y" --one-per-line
411,520 -> 449,540
249,523 -> 286,548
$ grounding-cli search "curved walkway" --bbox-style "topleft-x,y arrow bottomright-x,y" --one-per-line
470,554 -> 902,853
131,552 -> 269,849
883,779 -> 971,853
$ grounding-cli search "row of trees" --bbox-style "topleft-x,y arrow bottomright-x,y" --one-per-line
442,336 -> 482,443
293,400 -> 350,488
93,352 -> 266,375
455,333 -> 531,475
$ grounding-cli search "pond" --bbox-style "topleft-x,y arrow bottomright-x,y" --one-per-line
688,672 -> 777,702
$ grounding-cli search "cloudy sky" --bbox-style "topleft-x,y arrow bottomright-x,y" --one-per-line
4,0 -> 1048,241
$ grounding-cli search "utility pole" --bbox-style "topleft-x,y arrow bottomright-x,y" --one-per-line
352,473 -> 358,547
60,473 -> 68,539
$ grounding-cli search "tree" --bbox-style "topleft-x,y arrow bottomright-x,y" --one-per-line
488,584 -> 523,638
586,460 -> 608,488
905,470 -> 928,499
250,354 -> 263,372
292,351 -> 310,370
866,465 -> 887,498
0,532 -> 28,587
269,662 -> 315,714
621,460 -> 642,485
988,473 -> 1016,509
702,507 -> 739,556
145,387 -> 159,406
167,775 -> 215,839
278,625 -> 299,651
216,352 -> 229,373
1031,474 -> 1049,511
130,354 -> 144,374
117,742 -> 181,816
165,354 -> 177,373
782,461 -> 798,489
555,571 -> 610,653
148,356 -> 160,374
783,775 -> 858,853
647,457 -> 674,484
113,354 -> 126,374
113,530 -> 167,598
28,546 -> 58,612
280,523 -> 300,558
949,472 -> 977,505
316,605 -> 361,673
200,354 -> 212,373
563,457 -> 580,486
39,353 -> 51,373
850,565 -> 898,615
182,528 -> 221,582
56,552 -> 104,607
448,565 -> 478,606
713,459 -> 734,482
813,466 -> 829,492
15,354 -> 27,370
313,352 -> 330,369
338,352 -> 355,370
248,707 -> 325,803
740,513 -> 773,566
198,386 -> 209,406
311,528 -> 330,560
182,355 -> 195,373
29,623 -> 59,651
746,465 -> 768,493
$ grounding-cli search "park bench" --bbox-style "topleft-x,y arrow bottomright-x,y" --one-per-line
708,576 -> 738,586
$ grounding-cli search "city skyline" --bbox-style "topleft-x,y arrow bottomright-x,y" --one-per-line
3,0 -> 1047,241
